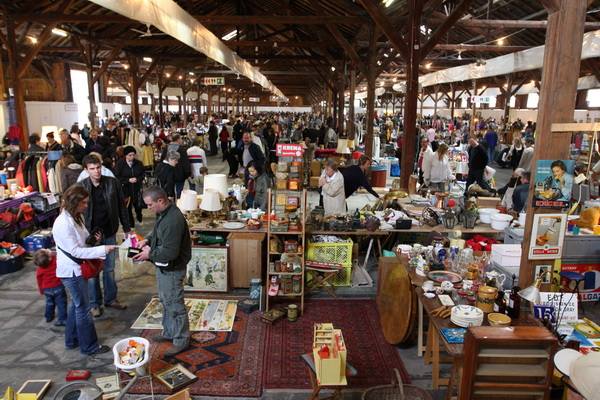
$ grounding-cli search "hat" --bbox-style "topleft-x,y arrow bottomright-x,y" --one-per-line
123,146 -> 136,155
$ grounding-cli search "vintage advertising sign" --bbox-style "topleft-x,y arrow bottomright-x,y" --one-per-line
276,143 -> 304,157
201,77 -> 225,85
561,262 -> 600,302
532,159 -> 575,208
528,214 -> 567,260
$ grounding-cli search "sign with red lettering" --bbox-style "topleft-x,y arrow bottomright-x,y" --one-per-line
276,143 -> 304,157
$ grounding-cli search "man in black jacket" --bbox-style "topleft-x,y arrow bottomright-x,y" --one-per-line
239,132 -> 266,182
339,155 -> 380,199
208,120 -> 219,155
161,134 -> 191,198
465,137 -> 492,195
134,186 -> 191,357
79,154 -> 131,317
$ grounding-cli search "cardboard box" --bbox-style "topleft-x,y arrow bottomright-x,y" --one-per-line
276,179 -> 287,190
313,323 -> 347,386
490,244 -> 522,267
310,176 -> 320,189
477,197 -> 501,209
311,160 -> 322,177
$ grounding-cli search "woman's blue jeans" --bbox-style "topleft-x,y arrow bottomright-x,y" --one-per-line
61,275 -> 100,355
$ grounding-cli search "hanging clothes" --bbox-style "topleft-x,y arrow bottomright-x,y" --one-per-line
141,145 -> 154,168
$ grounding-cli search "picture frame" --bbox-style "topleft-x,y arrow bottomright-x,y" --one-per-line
154,364 -> 197,392
528,214 -> 567,260
16,380 -> 51,400
184,246 -> 228,292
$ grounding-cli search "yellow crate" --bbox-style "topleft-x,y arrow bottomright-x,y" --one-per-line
306,239 -> 353,267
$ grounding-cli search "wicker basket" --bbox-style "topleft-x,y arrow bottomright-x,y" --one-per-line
362,369 -> 432,400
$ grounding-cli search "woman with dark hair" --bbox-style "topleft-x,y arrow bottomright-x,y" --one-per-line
52,185 -> 117,356
246,161 -> 271,211
547,160 -> 574,201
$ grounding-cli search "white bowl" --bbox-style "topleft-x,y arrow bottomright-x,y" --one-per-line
479,208 -> 500,224
491,213 -> 514,230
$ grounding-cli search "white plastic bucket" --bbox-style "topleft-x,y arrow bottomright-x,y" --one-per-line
113,337 -> 151,376
478,208 -> 500,224
491,213 -> 514,231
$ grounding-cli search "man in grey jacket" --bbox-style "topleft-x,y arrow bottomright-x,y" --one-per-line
134,186 -> 191,357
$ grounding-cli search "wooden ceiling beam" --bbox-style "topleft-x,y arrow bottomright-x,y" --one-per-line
17,22 -> 57,78
357,0 -> 409,60
92,46 -> 122,84
430,13 -> 600,30
421,0 -> 472,57
13,13 -> 366,24
434,44 -> 530,52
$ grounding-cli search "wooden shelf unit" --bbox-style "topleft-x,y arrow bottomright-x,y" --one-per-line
460,326 -> 558,400
265,189 -> 307,314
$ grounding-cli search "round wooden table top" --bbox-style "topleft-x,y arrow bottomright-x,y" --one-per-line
377,258 -> 416,344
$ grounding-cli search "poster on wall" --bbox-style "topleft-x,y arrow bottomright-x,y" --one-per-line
184,247 -> 228,292
560,262 -> 600,302
528,214 -> 567,260
532,159 -> 575,208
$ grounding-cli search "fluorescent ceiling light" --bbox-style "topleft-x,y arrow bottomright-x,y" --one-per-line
221,29 -> 237,41
27,36 -> 38,44
142,56 -> 153,62
331,66 -> 336,72
189,71 -> 194,76
51,28 -> 68,37
383,0 -> 395,7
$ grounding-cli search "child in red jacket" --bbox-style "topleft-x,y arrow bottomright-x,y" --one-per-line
34,249 -> 67,326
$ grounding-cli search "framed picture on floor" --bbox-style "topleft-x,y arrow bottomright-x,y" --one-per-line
154,364 -> 197,392
184,246 -> 228,292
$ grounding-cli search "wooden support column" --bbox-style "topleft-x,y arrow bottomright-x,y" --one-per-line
348,68 -> 356,141
6,17 -> 29,148
399,0 -> 423,188
128,57 -> 140,126
470,80 -> 477,133
207,87 -> 212,116
181,87 -> 188,125
51,62 -> 69,102
365,26 -> 377,158
0,50 -> 6,101
84,42 -> 98,128
519,0 -> 587,288
450,84 -> 456,119
337,67 -> 346,135
502,74 -> 514,124
433,85 -> 440,117
217,91 -> 221,113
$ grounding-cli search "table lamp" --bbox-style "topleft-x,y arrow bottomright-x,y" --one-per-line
200,189 -> 222,227
335,139 -> 351,155
518,270 -> 554,305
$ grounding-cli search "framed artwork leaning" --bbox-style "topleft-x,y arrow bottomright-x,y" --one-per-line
154,364 -> 197,392
184,246 -> 228,292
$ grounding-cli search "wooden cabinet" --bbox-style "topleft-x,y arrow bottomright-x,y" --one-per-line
460,326 -> 557,400
228,232 -> 265,288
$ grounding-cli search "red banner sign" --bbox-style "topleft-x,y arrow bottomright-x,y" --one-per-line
276,143 -> 304,157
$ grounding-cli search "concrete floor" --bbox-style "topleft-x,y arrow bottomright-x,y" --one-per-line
0,153 -> 515,399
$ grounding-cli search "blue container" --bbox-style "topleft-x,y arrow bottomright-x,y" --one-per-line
390,159 -> 400,177
23,230 -> 54,253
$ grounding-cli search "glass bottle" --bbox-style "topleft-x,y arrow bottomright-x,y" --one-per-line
507,287 -> 521,319
493,290 -> 506,314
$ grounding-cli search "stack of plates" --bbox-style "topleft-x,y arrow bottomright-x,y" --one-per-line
451,305 -> 484,328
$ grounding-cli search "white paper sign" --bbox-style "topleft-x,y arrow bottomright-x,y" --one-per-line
539,292 -> 578,323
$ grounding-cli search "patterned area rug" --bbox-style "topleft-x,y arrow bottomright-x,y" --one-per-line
125,307 -> 265,397
263,298 -> 410,389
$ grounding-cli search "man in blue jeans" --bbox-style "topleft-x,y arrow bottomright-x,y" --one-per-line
79,155 -> 131,317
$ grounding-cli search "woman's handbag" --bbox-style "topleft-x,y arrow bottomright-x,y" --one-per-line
58,246 -> 104,279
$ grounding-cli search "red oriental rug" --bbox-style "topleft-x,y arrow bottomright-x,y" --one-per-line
125,307 -> 265,397
263,299 -> 410,389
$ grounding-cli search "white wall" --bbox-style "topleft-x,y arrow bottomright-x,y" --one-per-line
255,106 -> 311,112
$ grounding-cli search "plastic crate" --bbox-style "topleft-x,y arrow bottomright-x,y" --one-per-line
306,239 -> 353,266
306,266 -> 352,287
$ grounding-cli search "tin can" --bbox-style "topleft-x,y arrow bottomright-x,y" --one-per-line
287,304 -> 298,322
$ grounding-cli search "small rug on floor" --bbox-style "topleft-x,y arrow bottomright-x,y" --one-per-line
124,307 -> 265,397
131,298 -> 237,332
263,298 -> 411,389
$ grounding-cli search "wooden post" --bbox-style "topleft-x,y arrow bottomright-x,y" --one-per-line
207,87 -> 212,116
348,67 -> 356,140
470,80 -> 477,134
337,67 -> 345,135
6,17 -> 29,148
85,42 -> 98,128
399,0 -> 423,188
51,62 -> 69,102
0,50 -> 5,101
129,57 -> 140,126
181,88 -> 188,126
502,74 -> 514,126
365,26 -> 377,158
433,85 -> 439,117
519,0 -> 587,288
450,84 -> 456,120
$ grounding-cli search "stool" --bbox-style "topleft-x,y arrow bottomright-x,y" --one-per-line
560,271 -> 585,313
301,353 -> 355,400
306,266 -> 340,297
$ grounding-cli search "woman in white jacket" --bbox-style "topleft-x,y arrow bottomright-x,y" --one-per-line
424,143 -> 455,193
320,159 -> 346,216
418,136 -> 435,185
53,185 -> 117,356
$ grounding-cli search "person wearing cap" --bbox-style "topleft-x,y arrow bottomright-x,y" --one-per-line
115,146 -> 146,226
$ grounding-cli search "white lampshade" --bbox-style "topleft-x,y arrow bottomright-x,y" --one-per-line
518,283 -> 541,304
336,139 -> 351,154
204,174 -> 228,198
178,189 -> 198,211
200,189 -> 222,212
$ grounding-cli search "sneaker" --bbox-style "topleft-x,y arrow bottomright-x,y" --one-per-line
46,318 -> 54,323
91,307 -> 103,318
163,343 -> 189,358
105,301 -> 127,310
54,321 -> 66,327
88,344 -> 111,356
152,335 -> 171,343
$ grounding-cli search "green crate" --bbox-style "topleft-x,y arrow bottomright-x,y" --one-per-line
306,239 -> 353,267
